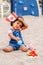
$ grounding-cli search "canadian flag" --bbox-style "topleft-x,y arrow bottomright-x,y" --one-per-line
6,12 -> 18,22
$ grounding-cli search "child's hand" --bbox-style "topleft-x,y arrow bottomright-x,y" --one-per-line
16,37 -> 20,41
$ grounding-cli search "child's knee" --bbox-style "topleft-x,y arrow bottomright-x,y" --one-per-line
3,47 -> 14,52
3,48 -> 11,52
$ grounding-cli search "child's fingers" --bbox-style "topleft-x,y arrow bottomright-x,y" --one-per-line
17,37 -> 20,41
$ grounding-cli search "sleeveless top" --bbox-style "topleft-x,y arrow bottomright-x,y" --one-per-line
9,28 -> 24,44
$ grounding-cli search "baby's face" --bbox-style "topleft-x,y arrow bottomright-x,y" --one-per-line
12,21 -> 22,30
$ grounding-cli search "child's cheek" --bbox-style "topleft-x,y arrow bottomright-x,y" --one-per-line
13,24 -> 17,27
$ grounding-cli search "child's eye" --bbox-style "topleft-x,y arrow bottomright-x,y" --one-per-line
17,22 -> 19,24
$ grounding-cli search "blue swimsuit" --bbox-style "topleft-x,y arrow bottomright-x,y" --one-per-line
9,29 -> 24,50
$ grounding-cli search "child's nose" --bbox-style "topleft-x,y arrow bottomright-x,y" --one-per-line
17,25 -> 20,27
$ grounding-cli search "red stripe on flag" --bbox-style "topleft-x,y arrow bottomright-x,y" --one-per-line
6,18 -> 10,22
12,12 -> 18,18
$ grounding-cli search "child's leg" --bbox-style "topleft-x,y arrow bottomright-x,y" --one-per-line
3,46 -> 14,52
19,45 -> 28,52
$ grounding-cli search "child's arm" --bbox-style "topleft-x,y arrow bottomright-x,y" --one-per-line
8,33 -> 20,41
21,22 -> 28,30
8,29 -> 20,41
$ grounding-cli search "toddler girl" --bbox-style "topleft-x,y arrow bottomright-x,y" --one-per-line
3,16 -> 29,52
